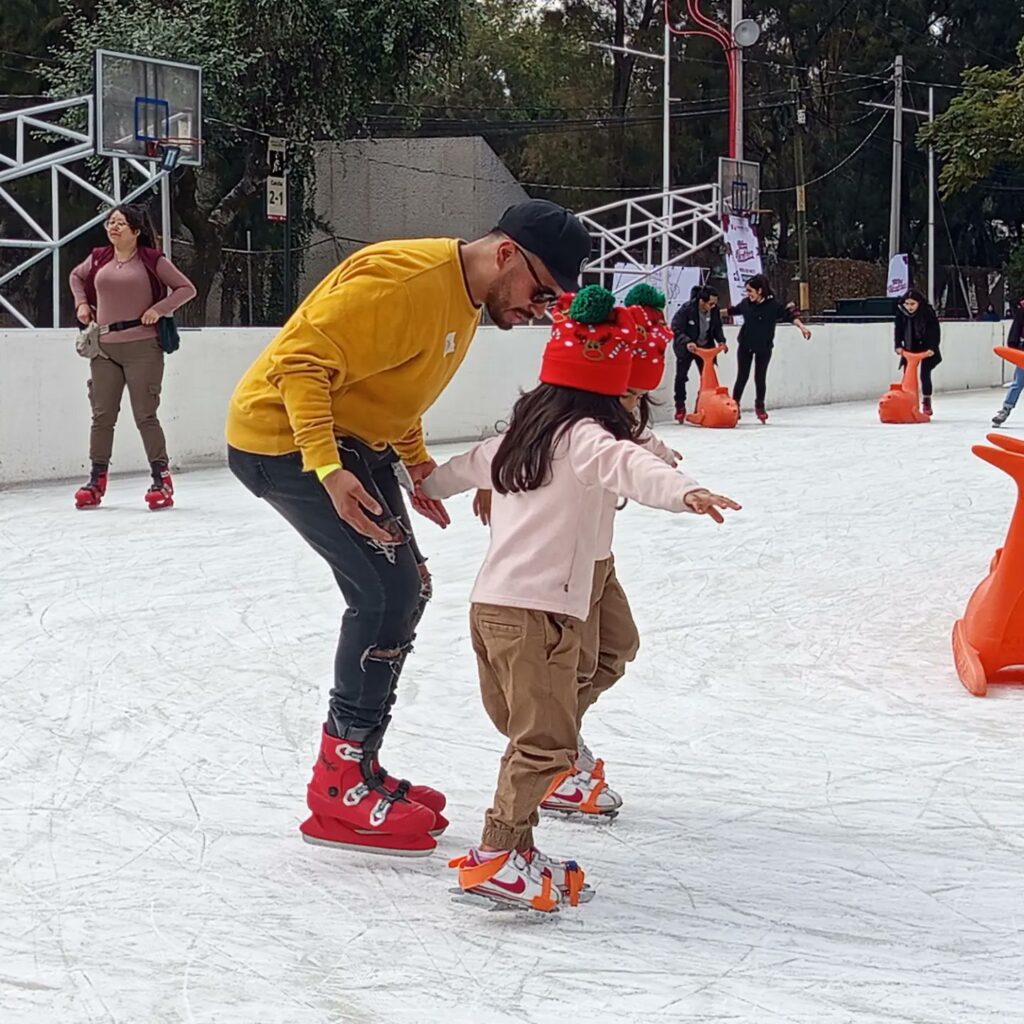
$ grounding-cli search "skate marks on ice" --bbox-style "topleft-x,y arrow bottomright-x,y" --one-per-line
2,391 -> 1024,1022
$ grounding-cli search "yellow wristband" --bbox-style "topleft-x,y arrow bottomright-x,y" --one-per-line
315,463 -> 341,483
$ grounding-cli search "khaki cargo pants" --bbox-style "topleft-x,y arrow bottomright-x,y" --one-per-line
469,558 -> 639,851
576,556 -> 640,725
471,603 -> 583,850
88,338 -> 167,465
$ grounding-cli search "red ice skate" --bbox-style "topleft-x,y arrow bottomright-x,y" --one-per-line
75,466 -> 108,509
145,465 -> 175,510
300,729 -> 437,856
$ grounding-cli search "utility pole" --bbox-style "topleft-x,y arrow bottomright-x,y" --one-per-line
792,76 -> 810,312
861,68 -> 936,303
889,55 -> 904,262
927,86 -> 936,306
662,17 -> 671,295
732,0 -> 744,160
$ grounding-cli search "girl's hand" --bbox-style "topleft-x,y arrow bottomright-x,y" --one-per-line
800,326 -> 812,340
141,307 -> 160,325
895,346 -> 905,356
407,459 -> 450,529
684,489 -> 742,524
472,489 -> 492,526
76,303 -> 93,325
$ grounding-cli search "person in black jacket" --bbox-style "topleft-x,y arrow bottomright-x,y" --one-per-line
894,288 -> 941,416
670,285 -> 727,420
993,298 -> 1024,426
727,273 -> 812,422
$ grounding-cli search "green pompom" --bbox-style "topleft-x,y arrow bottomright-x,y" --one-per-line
568,285 -> 616,324
623,283 -> 666,310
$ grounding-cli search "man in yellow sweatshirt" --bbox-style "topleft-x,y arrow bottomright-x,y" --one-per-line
226,199 -> 591,856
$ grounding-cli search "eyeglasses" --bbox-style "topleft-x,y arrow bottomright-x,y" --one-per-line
512,245 -> 558,306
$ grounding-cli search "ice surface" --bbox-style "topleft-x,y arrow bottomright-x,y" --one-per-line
2,388 -> 1024,1024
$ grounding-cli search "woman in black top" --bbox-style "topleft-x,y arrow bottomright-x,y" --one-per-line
894,288 -> 941,415
727,273 -> 812,422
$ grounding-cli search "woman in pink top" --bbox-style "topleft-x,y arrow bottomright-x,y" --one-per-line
422,286 -> 740,913
69,204 -> 196,510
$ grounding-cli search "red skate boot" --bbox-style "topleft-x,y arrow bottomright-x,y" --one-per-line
366,714 -> 448,834
145,463 -> 174,510
74,464 -> 108,510
371,755 -> 449,835
755,404 -> 769,424
300,729 -> 437,856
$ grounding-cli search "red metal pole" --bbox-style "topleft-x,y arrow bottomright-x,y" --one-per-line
667,0 -> 736,158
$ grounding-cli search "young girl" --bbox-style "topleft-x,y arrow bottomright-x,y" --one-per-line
895,288 -> 942,417
421,286 -> 739,912
541,283 -> 678,821
727,273 -> 812,423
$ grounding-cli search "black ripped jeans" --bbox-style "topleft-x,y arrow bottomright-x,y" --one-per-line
228,438 -> 430,744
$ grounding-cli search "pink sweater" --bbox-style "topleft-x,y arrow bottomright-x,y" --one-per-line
422,420 -> 703,620
69,253 -> 196,343
593,429 -> 678,560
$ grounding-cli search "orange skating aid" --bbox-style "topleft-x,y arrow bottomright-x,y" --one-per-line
952,337 -> 1024,700
685,344 -> 739,428
879,349 -> 932,424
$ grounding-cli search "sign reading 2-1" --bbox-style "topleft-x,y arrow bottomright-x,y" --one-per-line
267,137 -> 287,222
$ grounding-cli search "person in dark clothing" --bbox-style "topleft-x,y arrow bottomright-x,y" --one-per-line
992,298 -> 1024,426
984,303 -> 1001,322
726,273 -> 812,422
670,285 -> 727,420
894,288 -> 942,416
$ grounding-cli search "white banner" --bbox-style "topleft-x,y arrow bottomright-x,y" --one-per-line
887,254 -> 909,298
610,263 -> 703,324
724,215 -> 763,306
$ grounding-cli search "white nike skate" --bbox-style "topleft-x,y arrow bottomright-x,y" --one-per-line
540,766 -> 623,820
524,847 -> 593,904
448,849 -> 561,913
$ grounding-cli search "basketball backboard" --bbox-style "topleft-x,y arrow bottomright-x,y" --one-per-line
718,157 -> 760,221
95,49 -> 203,167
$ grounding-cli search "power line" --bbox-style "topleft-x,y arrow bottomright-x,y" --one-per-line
761,113 -> 889,194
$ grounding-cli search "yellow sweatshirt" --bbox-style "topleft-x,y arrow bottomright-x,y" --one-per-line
226,238 -> 482,470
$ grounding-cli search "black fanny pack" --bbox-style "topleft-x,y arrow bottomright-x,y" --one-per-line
102,316 -> 180,354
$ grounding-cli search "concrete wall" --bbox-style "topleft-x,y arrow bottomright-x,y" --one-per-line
0,321 -> 1009,487
302,137 -> 529,295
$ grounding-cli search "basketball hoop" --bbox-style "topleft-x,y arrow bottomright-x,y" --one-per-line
144,136 -> 203,172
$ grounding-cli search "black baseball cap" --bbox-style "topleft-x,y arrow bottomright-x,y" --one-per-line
497,199 -> 592,293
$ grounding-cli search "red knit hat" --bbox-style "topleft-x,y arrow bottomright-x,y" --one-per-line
624,283 -> 671,391
540,286 -> 635,396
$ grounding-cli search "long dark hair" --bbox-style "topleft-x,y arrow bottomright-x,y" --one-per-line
634,393 -> 659,434
107,204 -> 158,249
491,383 -> 638,494
745,273 -> 772,298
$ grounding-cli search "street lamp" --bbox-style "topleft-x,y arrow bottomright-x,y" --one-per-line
666,1 -> 760,160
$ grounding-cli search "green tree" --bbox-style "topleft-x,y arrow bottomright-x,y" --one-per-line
919,40 -> 1024,197
46,0 -> 462,320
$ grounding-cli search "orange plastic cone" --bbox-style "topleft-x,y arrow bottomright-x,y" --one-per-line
952,348 -> 1024,695
879,349 -> 933,423
685,344 -> 740,428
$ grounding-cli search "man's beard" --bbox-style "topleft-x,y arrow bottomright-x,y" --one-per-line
485,277 -> 530,330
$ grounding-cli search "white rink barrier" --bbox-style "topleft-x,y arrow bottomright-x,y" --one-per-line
0,321 -> 1009,486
